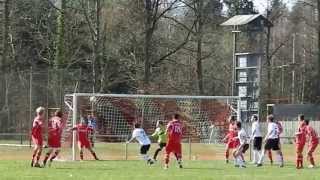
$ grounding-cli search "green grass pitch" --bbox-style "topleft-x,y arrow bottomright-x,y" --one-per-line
0,143 -> 319,180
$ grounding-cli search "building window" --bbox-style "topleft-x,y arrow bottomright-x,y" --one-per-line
238,56 -> 247,68
238,86 -> 247,97
238,71 -> 247,82
240,100 -> 247,110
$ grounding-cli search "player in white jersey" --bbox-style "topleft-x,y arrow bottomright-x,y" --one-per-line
127,123 -> 154,165
257,115 -> 284,167
233,121 -> 249,168
251,115 -> 262,164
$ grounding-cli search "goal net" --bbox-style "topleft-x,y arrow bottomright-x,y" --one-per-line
63,93 -> 240,160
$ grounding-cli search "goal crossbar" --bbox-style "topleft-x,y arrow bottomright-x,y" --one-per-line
65,93 -> 240,100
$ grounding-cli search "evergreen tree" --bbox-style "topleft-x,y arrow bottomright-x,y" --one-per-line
224,0 -> 257,17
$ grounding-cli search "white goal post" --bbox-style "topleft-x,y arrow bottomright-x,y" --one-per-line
64,93 -> 241,161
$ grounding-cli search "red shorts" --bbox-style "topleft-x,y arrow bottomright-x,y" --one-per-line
296,144 -> 305,153
308,143 -> 318,154
48,137 -> 61,148
78,140 -> 91,149
165,142 -> 181,156
227,139 -> 239,149
32,136 -> 43,146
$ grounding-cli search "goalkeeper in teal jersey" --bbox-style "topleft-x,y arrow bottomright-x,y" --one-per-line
151,121 -> 167,161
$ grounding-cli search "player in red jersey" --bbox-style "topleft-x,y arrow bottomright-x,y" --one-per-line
295,114 -> 307,169
72,118 -> 99,161
304,119 -> 319,168
222,116 -> 238,163
164,113 -> 183,169
31,107 -> 45,168
267,120 -> 283,165
43,110 -> 64,167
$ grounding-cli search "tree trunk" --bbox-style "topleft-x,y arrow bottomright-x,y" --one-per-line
317,0 -> 320,103
196,1 -> 204,95
144,0 -> 153,92
2,0 -> 9,71
95,0 -> 101,93
55,0 -> 66,68
266,26 -> 271,103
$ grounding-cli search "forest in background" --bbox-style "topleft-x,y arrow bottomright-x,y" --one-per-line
0,0 -> 320,132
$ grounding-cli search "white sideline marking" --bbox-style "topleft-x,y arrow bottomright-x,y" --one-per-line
0,144 -> 30,147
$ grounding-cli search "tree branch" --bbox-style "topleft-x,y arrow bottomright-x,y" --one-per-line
152,21 -> 196,66
163,15 -> 196,35
46,0 -> 62,12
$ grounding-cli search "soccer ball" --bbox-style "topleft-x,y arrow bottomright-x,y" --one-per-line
89,96 -> 97,103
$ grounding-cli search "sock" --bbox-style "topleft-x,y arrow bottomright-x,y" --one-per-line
165,153 -> 169,165
268,150 -> 273,163
253,150 -> 257,163
258,151 -> 263,160
32,150 -> 37,162
258,152 -> 265,164
175,153 -> 182,166
50,151 -> 60,162
237,156 -> 244,166
277,152 -> 284,165
91,152 -> 98,160
80,151 -> 84,160
153,148 -> 161,160
36,150 -> 42,164
310,156 -> 315,166
225,149 -> 229,160
142,154 -> 151,161
43,152 -> 50,165
240,154 -> 245,162
297,154 -> 303,168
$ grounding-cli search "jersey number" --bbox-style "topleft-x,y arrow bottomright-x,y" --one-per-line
173,126 -> 182,133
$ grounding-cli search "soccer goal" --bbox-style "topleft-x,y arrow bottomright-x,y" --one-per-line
63,93 -> 240,161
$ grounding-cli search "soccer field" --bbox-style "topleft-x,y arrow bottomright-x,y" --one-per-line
0,143 -> 319,180
1,160 -> 319,180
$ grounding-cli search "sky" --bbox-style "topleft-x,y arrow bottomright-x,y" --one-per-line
253,0 -> 296,13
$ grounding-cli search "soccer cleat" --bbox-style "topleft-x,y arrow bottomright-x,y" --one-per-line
256,163 -> 263,167
226,159 -> 229,164
240,165 -> 246,168
308,165 -> 315,169
179,164 -> 183,169
279,164 -> 284,168
270,160 -> 273,166
147,159 -> 154,165
234,164 -> 240,167
31,160 -> 34,167
164,164 -> 169,170
34,163 -> 41,168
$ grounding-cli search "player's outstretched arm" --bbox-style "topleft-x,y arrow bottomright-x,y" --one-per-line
150,129 -> 158,138
126,137 -> 134,144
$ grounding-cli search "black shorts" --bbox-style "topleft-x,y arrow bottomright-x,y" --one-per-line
242,144 -> 249,153
253,137 -> 263,151
264,138 -> 280,151
159,143 -> 166,149
140,144 -> 151,154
